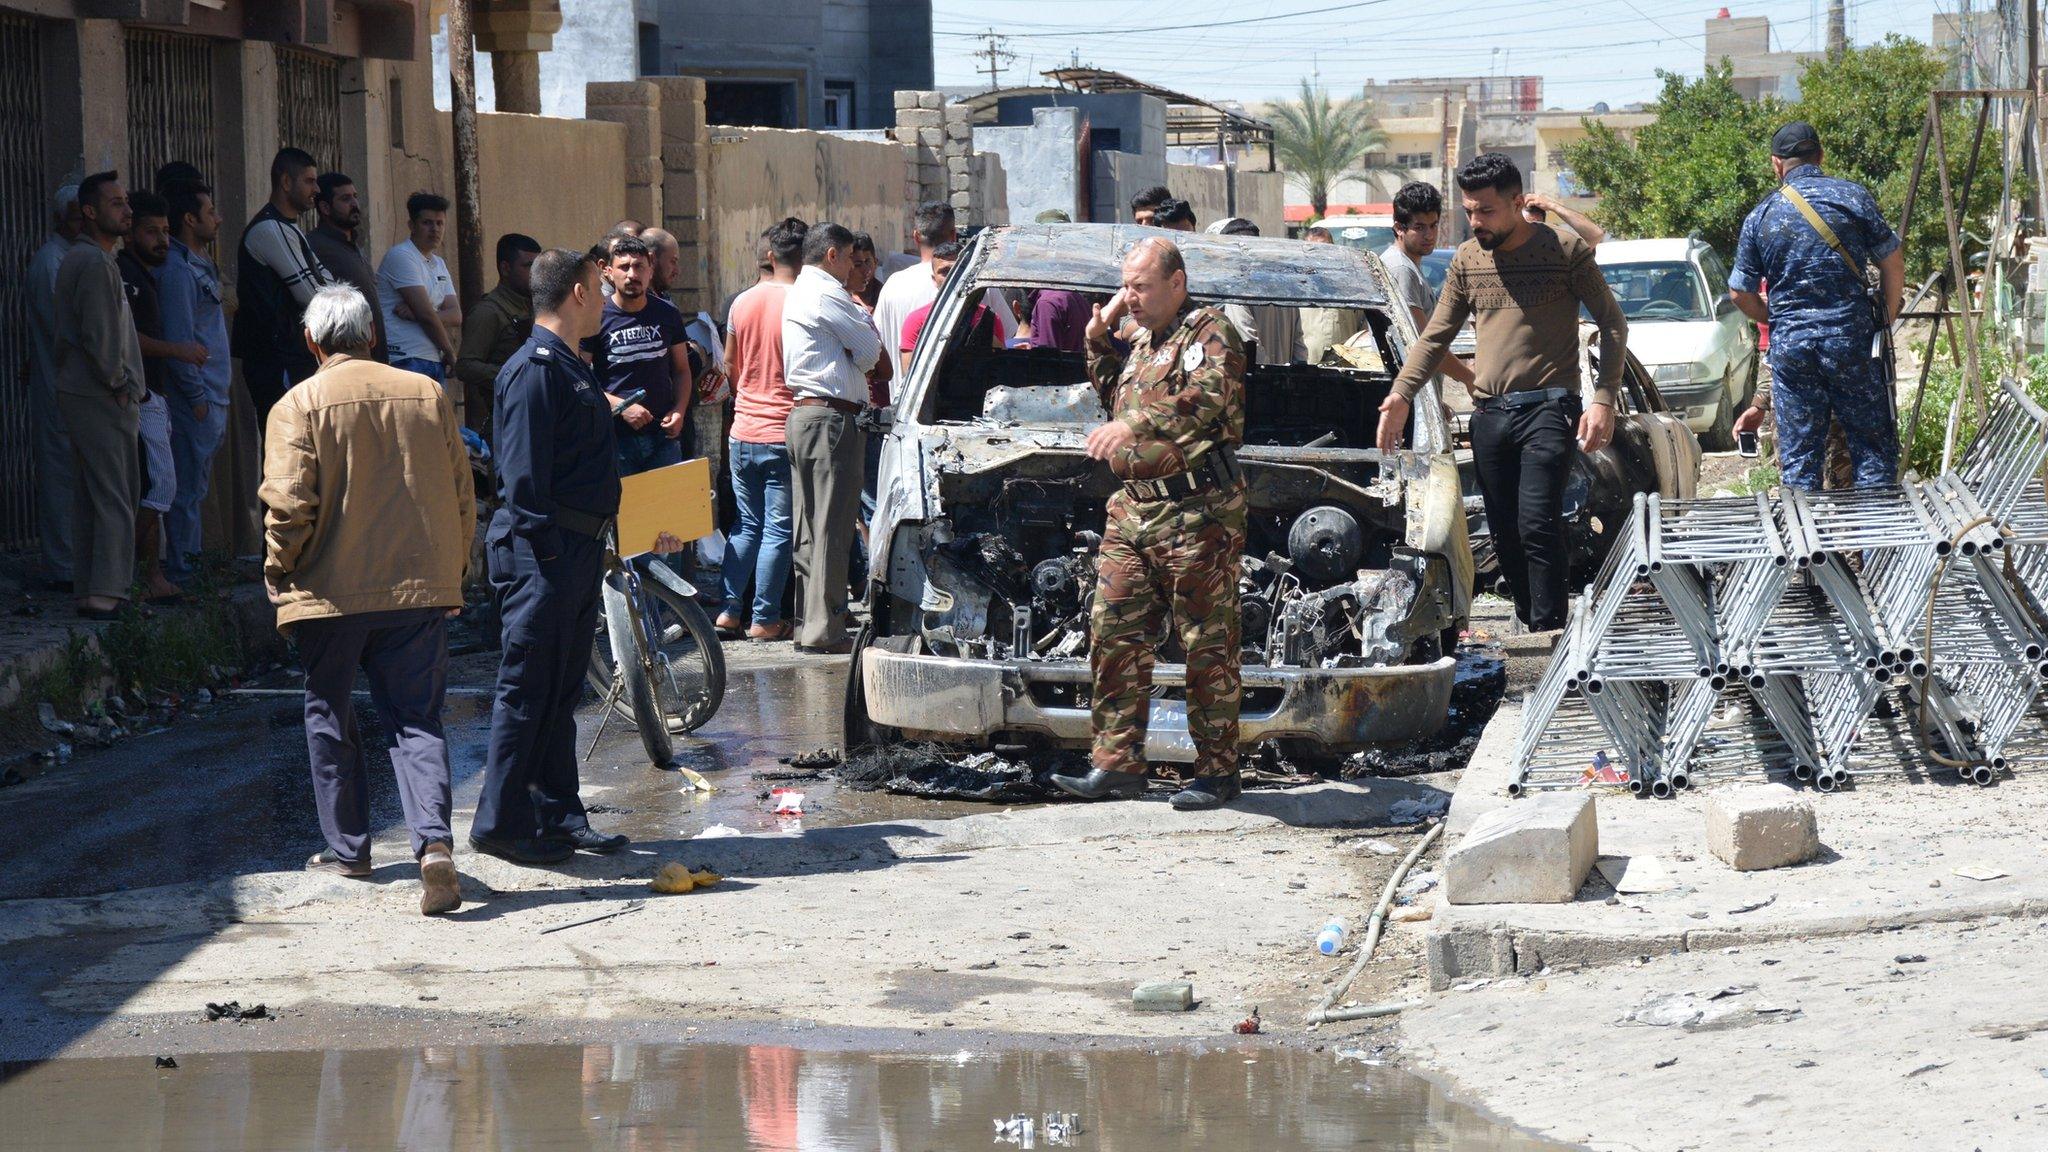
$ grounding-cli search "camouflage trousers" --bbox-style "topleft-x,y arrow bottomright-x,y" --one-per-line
1770,336 -> 1897,491
1089,485 -> 1247,779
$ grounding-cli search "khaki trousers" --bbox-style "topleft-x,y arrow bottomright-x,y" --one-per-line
785,403 -> 864,649
57,387 -> 140,600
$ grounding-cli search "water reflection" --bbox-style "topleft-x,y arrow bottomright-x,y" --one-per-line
1,1041 -> 1560,1151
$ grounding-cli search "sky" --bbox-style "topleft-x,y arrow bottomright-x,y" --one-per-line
928,0 -> 1969,110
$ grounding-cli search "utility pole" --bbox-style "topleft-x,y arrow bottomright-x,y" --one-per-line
973,29 -> 1016,91
1827,0 -> 1846,56
446,0 -> 485,314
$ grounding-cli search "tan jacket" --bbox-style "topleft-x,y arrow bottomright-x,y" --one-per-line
260,354 -> 475,629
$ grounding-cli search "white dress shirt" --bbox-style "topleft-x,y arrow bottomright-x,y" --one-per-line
782,265 -> 881,404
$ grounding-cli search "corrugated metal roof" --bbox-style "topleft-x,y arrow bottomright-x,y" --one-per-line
969,223 -> 1390,308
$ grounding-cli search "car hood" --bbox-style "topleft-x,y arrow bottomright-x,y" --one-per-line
1623,319 -> 1723,368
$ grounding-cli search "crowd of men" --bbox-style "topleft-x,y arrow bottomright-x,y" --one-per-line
19,121 -> 1899,907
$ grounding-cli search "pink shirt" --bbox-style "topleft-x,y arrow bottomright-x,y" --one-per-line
727,281 -> 793,445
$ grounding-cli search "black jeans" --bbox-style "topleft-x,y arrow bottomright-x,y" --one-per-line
1469,393 -> 1578,631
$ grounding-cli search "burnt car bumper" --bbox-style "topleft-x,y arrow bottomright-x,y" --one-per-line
861,649 -> 1457,761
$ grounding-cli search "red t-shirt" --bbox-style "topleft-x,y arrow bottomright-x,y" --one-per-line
727,281 -> 792,445
901,302 -> 992,355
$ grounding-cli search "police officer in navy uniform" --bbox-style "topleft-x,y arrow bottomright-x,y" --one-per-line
471,247 -> 632,865
1730,122 -> 1904,491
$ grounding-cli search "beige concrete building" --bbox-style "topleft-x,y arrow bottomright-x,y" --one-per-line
1705,11 -> 1819,101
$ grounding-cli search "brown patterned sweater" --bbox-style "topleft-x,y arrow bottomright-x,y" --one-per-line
1391,222 -> 1627,407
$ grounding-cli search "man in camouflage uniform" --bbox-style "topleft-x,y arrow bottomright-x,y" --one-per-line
1731,122 -> 1903,491
1049,237 -> 1249,811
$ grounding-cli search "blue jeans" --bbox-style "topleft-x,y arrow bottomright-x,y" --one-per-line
165,391 -> 228,582
720,439 -> 793,626
392,355 -> 445,384
617,428 -> 684,477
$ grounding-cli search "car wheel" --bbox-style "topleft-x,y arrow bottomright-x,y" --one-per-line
841,622 -> 903,753
1700,393 -> 1737,452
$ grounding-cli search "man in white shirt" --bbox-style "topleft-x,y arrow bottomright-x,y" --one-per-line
871,201 -> 955,405
1380,181 -> 1475,393
377,191 -> 462,386
781,222 -> 882,654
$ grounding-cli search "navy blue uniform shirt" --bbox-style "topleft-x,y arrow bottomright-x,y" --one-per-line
492,326 -> 621,558
1730,163 -> 1900,347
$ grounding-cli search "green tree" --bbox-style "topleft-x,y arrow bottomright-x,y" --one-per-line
1797,35 -> 2018,282
1561,64 -> 1784,255
1269,80 -> 1401,216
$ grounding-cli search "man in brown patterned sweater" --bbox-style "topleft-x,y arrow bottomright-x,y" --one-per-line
1378,152 -> 1628,633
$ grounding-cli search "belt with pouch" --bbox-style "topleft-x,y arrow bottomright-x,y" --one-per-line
1122,447 -> 1243,503
1474,386 -> 1572,414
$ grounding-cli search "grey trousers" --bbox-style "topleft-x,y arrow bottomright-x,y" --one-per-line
56,388 -> 138,601
296,607 -> 454,863
786,403 -> 865,648
28,365 -> 74,582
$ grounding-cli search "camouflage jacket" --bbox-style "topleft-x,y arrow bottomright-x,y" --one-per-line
1730,163 -> 1899,348
1085,302 -> 1246,482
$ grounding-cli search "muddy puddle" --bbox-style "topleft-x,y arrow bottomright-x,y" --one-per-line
1,1040 -> 1562,1149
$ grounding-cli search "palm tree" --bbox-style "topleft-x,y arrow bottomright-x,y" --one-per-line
1268,80 -> 1400,217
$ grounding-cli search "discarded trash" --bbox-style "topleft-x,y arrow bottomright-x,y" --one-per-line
154,1056 -> 177,1069
1452,980 -> 1490,992
1235,1007 -> 1262,1035
1389,905 -> 1434,923
994,1112 -> 1080,1146
1334,1047 -> 1385,1066
1387,795 -> 1449,824
1905,1061 -> 1950,1079
1393,870 -> 1439,905
1953,865 -> 2008,881
1582,750 -> 1631,786
1132,979 -> 1195,1012
770,788 -> 805,815
1895,954 -> 1928,964
651,864 -> 720,894
1654,1057 -> 1679,1069
540,899 -> 647,933
1315,918 -> 1347,956
1621,988 -> 1803,1031
1360,839 -> 1400,856
1972,1019 -> 2048,1041
1595,855 -> 1676,894
204,1001 -> 269,1022
695,823 -> 743,839
1727,895 -> 1777,915
37,704 -> 72,735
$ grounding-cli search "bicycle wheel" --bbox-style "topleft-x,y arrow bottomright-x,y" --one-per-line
589,569 -> 727,734
599,571 -> 674,767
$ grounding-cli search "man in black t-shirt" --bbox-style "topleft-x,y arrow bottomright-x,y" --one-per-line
586,235 -> 693,478
118,189 -> 203,603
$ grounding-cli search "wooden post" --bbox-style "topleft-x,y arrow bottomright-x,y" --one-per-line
1931,104 -> 1987,470
446,0 -> 485,313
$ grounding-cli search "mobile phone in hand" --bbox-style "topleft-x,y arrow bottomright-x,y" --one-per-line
1737,429 -> 1760,458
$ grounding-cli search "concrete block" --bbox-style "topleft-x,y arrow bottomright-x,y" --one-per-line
1444,793 -> 1597,905
946,120 -> 972,141
624,157 -> 663,185
1704,783 -> 1819,871
1132,980 -> 1194,1012
894,89 -> 920,110
1424,922 -> 1515,989
896,108 -> 942,129
918,91 -> 943,109
942,103 -> 970,123
1513,929 -> 1685,975
947,155 -> 972,175
950,191 -> 973,210
918,127 -> 944,148
891,126 -> 920,146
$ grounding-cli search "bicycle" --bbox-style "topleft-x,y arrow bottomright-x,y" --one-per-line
583,527 -> 727,776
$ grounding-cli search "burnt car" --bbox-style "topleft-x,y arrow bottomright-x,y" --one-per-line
843,224 -> 1473,766
1452,327 -> 1702,593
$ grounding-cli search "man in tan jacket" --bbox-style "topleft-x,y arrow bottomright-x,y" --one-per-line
261,284 -> 475,916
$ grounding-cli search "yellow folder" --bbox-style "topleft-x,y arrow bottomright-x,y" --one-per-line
615,456 -> 715,557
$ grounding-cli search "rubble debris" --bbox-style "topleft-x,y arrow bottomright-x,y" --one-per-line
1953,866 -> 2008,881
650,866 -> 721,895
541,899 -> 648,932
1387,795 -> 1451,824
204,1001 -> 270,1022
1235,1007 -> 1262,1035
38,704 -> 73,734
154,1056 -> 177,1069
1132,980 -> 1196,1012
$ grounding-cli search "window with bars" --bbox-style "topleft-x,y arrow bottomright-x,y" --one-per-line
0,10 -> 46,550
1394,151 -> 1435,170
278,47 -> 343,229
125,28 -> 217,195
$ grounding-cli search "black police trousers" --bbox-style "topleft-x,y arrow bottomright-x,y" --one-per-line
1469,393 -> 1580,632
473,520 -> 601,843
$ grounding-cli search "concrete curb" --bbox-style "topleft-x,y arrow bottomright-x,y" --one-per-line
1423,691 -> 2048,989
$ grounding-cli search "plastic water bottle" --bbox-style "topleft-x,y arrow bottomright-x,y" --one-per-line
1316,918 -> 1347,956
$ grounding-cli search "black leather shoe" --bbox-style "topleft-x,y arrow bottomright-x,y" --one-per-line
550,827 -> 629,854
1049,767 -> 1148,800
1169,774 -> 1242,810
468,833 -> 575,865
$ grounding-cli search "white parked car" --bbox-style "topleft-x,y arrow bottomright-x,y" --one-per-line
1594,238 -> 1758,450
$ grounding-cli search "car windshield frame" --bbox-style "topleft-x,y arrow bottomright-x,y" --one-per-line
1599,259 -> 1712,322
